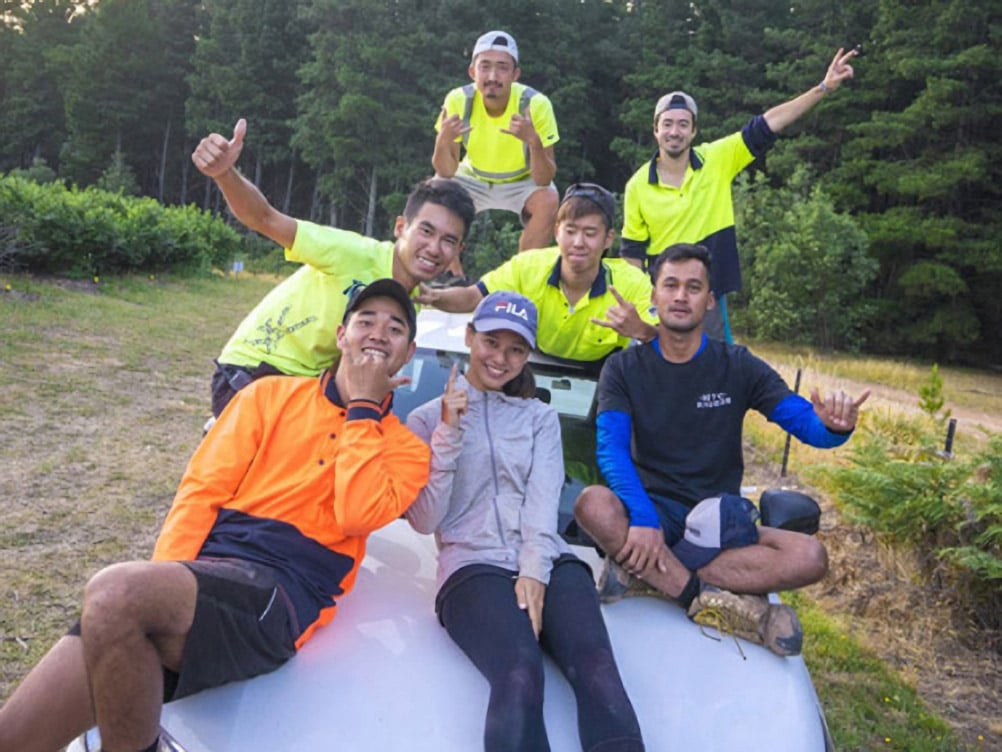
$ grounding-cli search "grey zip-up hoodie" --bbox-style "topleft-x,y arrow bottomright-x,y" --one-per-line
405,374 -> 570,590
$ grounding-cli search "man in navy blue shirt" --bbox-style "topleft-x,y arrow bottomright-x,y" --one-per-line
574,243 -> 869,656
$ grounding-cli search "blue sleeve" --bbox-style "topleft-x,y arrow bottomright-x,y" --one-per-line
596,410 -> 661,528
619,237 -> 649,261
768,394 -> 852,449
741,114 -> 778,157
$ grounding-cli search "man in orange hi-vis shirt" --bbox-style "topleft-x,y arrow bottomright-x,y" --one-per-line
0,280 -> 430,752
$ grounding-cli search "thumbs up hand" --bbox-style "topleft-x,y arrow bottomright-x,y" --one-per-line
192,118 -> 247,178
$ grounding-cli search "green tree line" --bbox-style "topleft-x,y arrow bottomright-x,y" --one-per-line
2,0 -> 1000,365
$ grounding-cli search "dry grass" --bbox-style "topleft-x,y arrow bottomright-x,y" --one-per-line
748,341 -> 1002,443
0,273 -> 276,701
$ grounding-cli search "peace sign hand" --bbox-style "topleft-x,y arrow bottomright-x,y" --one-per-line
440,363 -> 469,428
821,47 -> 858,93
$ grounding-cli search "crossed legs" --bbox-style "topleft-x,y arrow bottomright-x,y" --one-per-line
573,485 -> 829,597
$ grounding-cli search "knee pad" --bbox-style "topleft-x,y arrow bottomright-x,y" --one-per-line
759,489 -> 821,535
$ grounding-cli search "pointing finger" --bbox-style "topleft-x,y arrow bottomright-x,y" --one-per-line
853,389 -> 872,409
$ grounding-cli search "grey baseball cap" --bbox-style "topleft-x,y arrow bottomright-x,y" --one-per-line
654,91 -> 698,120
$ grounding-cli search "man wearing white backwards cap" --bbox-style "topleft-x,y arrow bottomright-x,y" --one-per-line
432,30 -> 560,270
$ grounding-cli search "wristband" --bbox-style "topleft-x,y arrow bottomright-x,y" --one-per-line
818,81 -> 830,93
347,397 -> 382,408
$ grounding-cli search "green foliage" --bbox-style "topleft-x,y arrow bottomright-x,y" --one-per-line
939,437 -> 1002,586
0,175 -> 242,276
461,212 -> 523,281
1,0 -> 1001,365
95,149 -> 140,196
818,419 -> 1002,628
7,158 -> 59,185
917,363 -> 951,423
735,169 -> 878,350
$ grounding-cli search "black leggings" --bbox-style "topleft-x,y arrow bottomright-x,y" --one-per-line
439,558 -> 644,752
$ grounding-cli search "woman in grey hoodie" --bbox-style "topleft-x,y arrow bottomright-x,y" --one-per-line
405,291 -> 643,752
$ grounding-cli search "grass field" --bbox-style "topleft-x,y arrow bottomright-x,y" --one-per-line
1,273 -> 997,751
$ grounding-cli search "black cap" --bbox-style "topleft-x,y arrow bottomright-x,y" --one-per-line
561,182 -> 617,229
342,278 -> 417,341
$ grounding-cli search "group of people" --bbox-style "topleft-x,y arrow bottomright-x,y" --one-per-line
0,30 -> 871,752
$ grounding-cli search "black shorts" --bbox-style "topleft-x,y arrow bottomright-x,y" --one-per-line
167,558 -> 298,701
210,360 -> 284,417
70,559 -> 299,702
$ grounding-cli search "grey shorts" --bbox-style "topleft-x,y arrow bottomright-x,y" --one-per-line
449,172 -> 556,219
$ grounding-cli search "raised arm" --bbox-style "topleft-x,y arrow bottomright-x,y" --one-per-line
503,113 -> 557,186
763,47 -> 858,134
405,366 -> 469,534
432,107 -> 466,178
191,118 -> 298,249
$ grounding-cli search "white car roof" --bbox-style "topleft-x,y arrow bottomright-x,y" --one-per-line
118,521 -> 829,751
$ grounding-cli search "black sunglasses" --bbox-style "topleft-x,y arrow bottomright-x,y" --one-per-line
562,183 -> 616,228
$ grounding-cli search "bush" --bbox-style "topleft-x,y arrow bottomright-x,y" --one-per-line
0,174 -> 243,276
735,168 -> 878,351
7,157 -> 58,185
817,418 -> 1002,629
462,211 -> 522,280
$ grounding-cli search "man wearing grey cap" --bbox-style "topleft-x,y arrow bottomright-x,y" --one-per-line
432,30 -> 560,268
620,47 -> 859,342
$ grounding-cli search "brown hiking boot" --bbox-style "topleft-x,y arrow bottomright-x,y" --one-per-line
687,586 -> 803,657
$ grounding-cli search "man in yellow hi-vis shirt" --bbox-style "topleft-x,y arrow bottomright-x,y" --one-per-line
621,47 -> 859,342
432,30 -> 560,272
417,183 -> 657,365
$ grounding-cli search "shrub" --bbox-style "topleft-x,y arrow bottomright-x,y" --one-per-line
735,168 -> 878,351
817,417 -> 1002,629
0,174 -> 243,276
